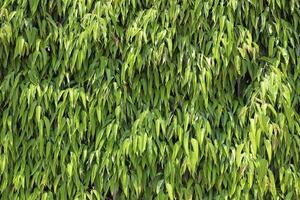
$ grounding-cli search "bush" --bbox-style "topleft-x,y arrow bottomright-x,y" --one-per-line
0,0 -> 300,199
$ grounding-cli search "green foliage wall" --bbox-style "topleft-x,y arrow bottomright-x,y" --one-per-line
0,0 -> 300,199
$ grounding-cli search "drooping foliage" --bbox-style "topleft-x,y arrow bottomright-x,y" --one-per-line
0,0 -> 300,199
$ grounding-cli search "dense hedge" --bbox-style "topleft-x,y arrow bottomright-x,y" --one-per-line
0,0 -> 300,199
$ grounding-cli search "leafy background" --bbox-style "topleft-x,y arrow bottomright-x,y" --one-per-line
0,0 -> 300,199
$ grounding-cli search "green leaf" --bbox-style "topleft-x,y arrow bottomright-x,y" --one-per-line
268,36 -> 275,57
14,36 -> 25,58
35,105 -> 42,123
166,183 -> 173,200
29,0 -> 40,15
268,170 -> 277,197
249,119 -> 257,157
236,143 -> 244,167
190,138 -> 199,173
265,140 -> 272,162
